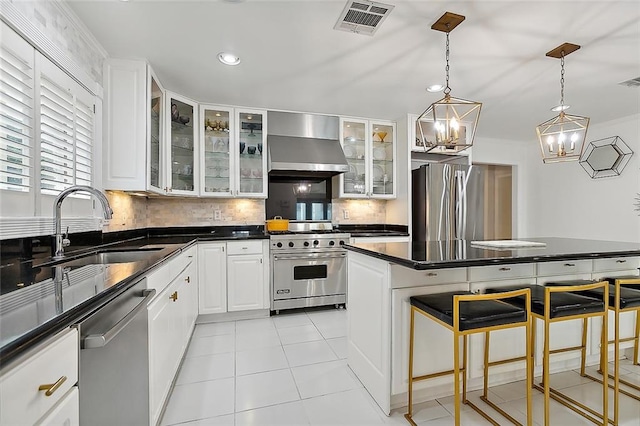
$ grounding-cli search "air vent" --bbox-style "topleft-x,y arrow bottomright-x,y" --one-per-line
334,0 -> 394,36
619,76 -> 640,88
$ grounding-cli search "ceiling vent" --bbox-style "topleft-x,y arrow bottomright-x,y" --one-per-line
619,76 -> 640,88
334,1 -> 394,36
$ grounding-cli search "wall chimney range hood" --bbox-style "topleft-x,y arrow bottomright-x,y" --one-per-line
267,111 -> 349,177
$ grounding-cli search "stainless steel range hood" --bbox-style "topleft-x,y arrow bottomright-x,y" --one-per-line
267,111 -> 349,177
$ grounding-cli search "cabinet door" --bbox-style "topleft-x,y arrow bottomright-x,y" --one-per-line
227,254 -> 264,311
148,70 -> 164,193
183,261 -> 199,332
147,282 -> 182,425
235,109 -> 267,198
198,243 -> 227,314
200,105 -> 233,197
339,118 -> 369,198
369,121 -> 396,199
36,387 -> 79,426
166,92 -> 198,195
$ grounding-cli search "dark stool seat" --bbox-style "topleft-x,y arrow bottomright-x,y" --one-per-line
410,291 -> 527,331
603,275 -> 640,291
486,284 -> 604,318
547,279 -> 640,309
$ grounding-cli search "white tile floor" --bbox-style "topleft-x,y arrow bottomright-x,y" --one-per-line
161,308 -> 640,425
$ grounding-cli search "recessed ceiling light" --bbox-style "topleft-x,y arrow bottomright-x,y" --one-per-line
551,104 -> 571,112
218,52 -> 240,66
426,84 -> 444,92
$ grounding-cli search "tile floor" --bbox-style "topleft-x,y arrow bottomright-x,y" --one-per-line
161,308 -> 640,425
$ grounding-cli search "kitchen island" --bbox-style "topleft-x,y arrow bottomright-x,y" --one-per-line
343,238 -> 640,414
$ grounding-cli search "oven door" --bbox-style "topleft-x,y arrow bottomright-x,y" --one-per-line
272,251 -> 346,300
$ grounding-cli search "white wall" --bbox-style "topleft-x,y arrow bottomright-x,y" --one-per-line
527,113 -> 640,242
473,114 -> 640,242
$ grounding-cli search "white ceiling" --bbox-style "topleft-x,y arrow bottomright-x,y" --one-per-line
67,0 -> 640,142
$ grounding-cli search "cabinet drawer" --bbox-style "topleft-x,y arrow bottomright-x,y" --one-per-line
593,256 -> 640,273
537,259 -> 592,276
170,245 -> 196,278
227,240 -> 263,255
0,328 -> 78,426
468,263 -> 535,282
389,265 -> 467,288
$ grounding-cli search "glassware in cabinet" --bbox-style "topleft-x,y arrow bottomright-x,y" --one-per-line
166,93 -> 197,194
236,110 -> 266,197
370,122 -> 395,197
340,119 -> 369,197
200,105 -> 233,196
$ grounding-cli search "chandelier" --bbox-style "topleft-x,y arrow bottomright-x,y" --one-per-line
536,43 -> 589,163
416,12 -> 482,154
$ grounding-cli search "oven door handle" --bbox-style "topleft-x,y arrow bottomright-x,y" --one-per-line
273,252 -> 347,261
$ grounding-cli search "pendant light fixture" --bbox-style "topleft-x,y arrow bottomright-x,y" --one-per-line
536,43 -> 589,163
416,12 -> 482,154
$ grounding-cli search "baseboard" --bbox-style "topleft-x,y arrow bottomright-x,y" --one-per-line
196,309 -> 271,324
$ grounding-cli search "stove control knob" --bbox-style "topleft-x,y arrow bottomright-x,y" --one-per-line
313,240 -> 319,245
339,240 -> 346,245
329,241 -> 335,246
276,242 -> 283,248
288,242 -> 295,248
304,241 -> 310,247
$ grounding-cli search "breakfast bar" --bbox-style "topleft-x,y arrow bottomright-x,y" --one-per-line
343,238 -> 640,415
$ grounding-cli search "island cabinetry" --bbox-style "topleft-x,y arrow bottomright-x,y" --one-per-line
467,263 -> 536,380
534,259 -> 594,366
0,327 -> 78,425
590,256 -> 640,361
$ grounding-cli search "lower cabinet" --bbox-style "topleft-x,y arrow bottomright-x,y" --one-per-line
227,253 -> 264,311
147,248 -> 197,426
0,328 -> 79,426
198,240 -> 269,315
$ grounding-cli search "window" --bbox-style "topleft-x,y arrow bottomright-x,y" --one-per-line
0,29 -> 34,193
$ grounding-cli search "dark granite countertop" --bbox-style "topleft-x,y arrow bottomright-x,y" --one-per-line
0,227 -> 268,366
344,238 -> 640,270
335,224 -> 409,238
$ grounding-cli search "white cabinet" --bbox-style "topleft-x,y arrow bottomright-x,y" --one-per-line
235,109 -> 267,198
198,241 -> 268,315
337,117 -> 396,199
166,92 -> 198,195
147,248 -> 197,426
227,253 -> 265,311
37,386 -> 79,426
198,243 -> 227,314
0,328 -> 79,426
103,58 -> 165,193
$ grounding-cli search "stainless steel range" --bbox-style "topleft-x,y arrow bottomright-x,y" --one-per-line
270,227 -> 350,313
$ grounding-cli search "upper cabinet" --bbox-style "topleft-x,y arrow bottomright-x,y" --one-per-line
104,59 -> 165,193
166,92 -> 198,195
338,117 -> 396,199
235,109 -> 267,198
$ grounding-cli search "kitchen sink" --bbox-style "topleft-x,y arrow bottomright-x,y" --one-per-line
54,247 -> 164,267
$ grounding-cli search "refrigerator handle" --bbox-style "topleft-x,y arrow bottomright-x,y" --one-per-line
455,169 -> 469,240
438,165 -> 451,241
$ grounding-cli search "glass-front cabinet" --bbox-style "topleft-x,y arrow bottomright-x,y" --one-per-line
148,72 -> 164,192
166,92 -> 197,195
338,118 -> 395,199
235,109 -> 267,197
200,105 -> 233,197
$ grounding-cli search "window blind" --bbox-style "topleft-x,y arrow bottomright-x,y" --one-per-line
0,44 -> 33,192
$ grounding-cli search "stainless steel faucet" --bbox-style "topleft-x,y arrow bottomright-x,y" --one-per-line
53,185 -> 113,259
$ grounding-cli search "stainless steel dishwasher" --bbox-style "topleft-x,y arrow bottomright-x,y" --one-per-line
77,278 -> 155,426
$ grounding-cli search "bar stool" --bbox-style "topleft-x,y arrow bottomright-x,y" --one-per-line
549,276 -> 640,425
404,289 -> 533,426
487,281 -> 609,426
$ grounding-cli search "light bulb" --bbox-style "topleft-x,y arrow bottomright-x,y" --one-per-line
558,133 -> 566,143
570,132 -> 579,143
450,118 -> 459,130
547,136 -> 554,153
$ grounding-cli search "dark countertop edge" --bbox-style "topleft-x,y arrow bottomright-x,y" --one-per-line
349,232 -> 410,238
1,234 -> 269,366
344,244 -> 640,270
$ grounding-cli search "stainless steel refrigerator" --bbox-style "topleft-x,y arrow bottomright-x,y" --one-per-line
412,163 -> 512,242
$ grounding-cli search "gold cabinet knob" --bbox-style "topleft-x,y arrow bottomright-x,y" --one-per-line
169,291 -> 178,302
38,375 -> 67,397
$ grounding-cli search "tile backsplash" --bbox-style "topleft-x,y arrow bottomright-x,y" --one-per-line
105,192 -> 387,232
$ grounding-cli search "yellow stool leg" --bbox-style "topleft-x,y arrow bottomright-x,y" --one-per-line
525,315 -> 533,426
483,331 -> 490,399
634,308 -> 640,365
453,328 -> 461,426
463,334 -> 468,404
581,317 -> 588,377
405,307 -> 416,424
543,317 -> 551,426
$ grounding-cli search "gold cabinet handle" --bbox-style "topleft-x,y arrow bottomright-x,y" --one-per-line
38,376 -> 67,397
616,259 -> 627,263
185,276 -> 191,283
169,291 -> 178,302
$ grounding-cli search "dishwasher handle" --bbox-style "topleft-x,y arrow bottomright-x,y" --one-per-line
82,288 -> 156,349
